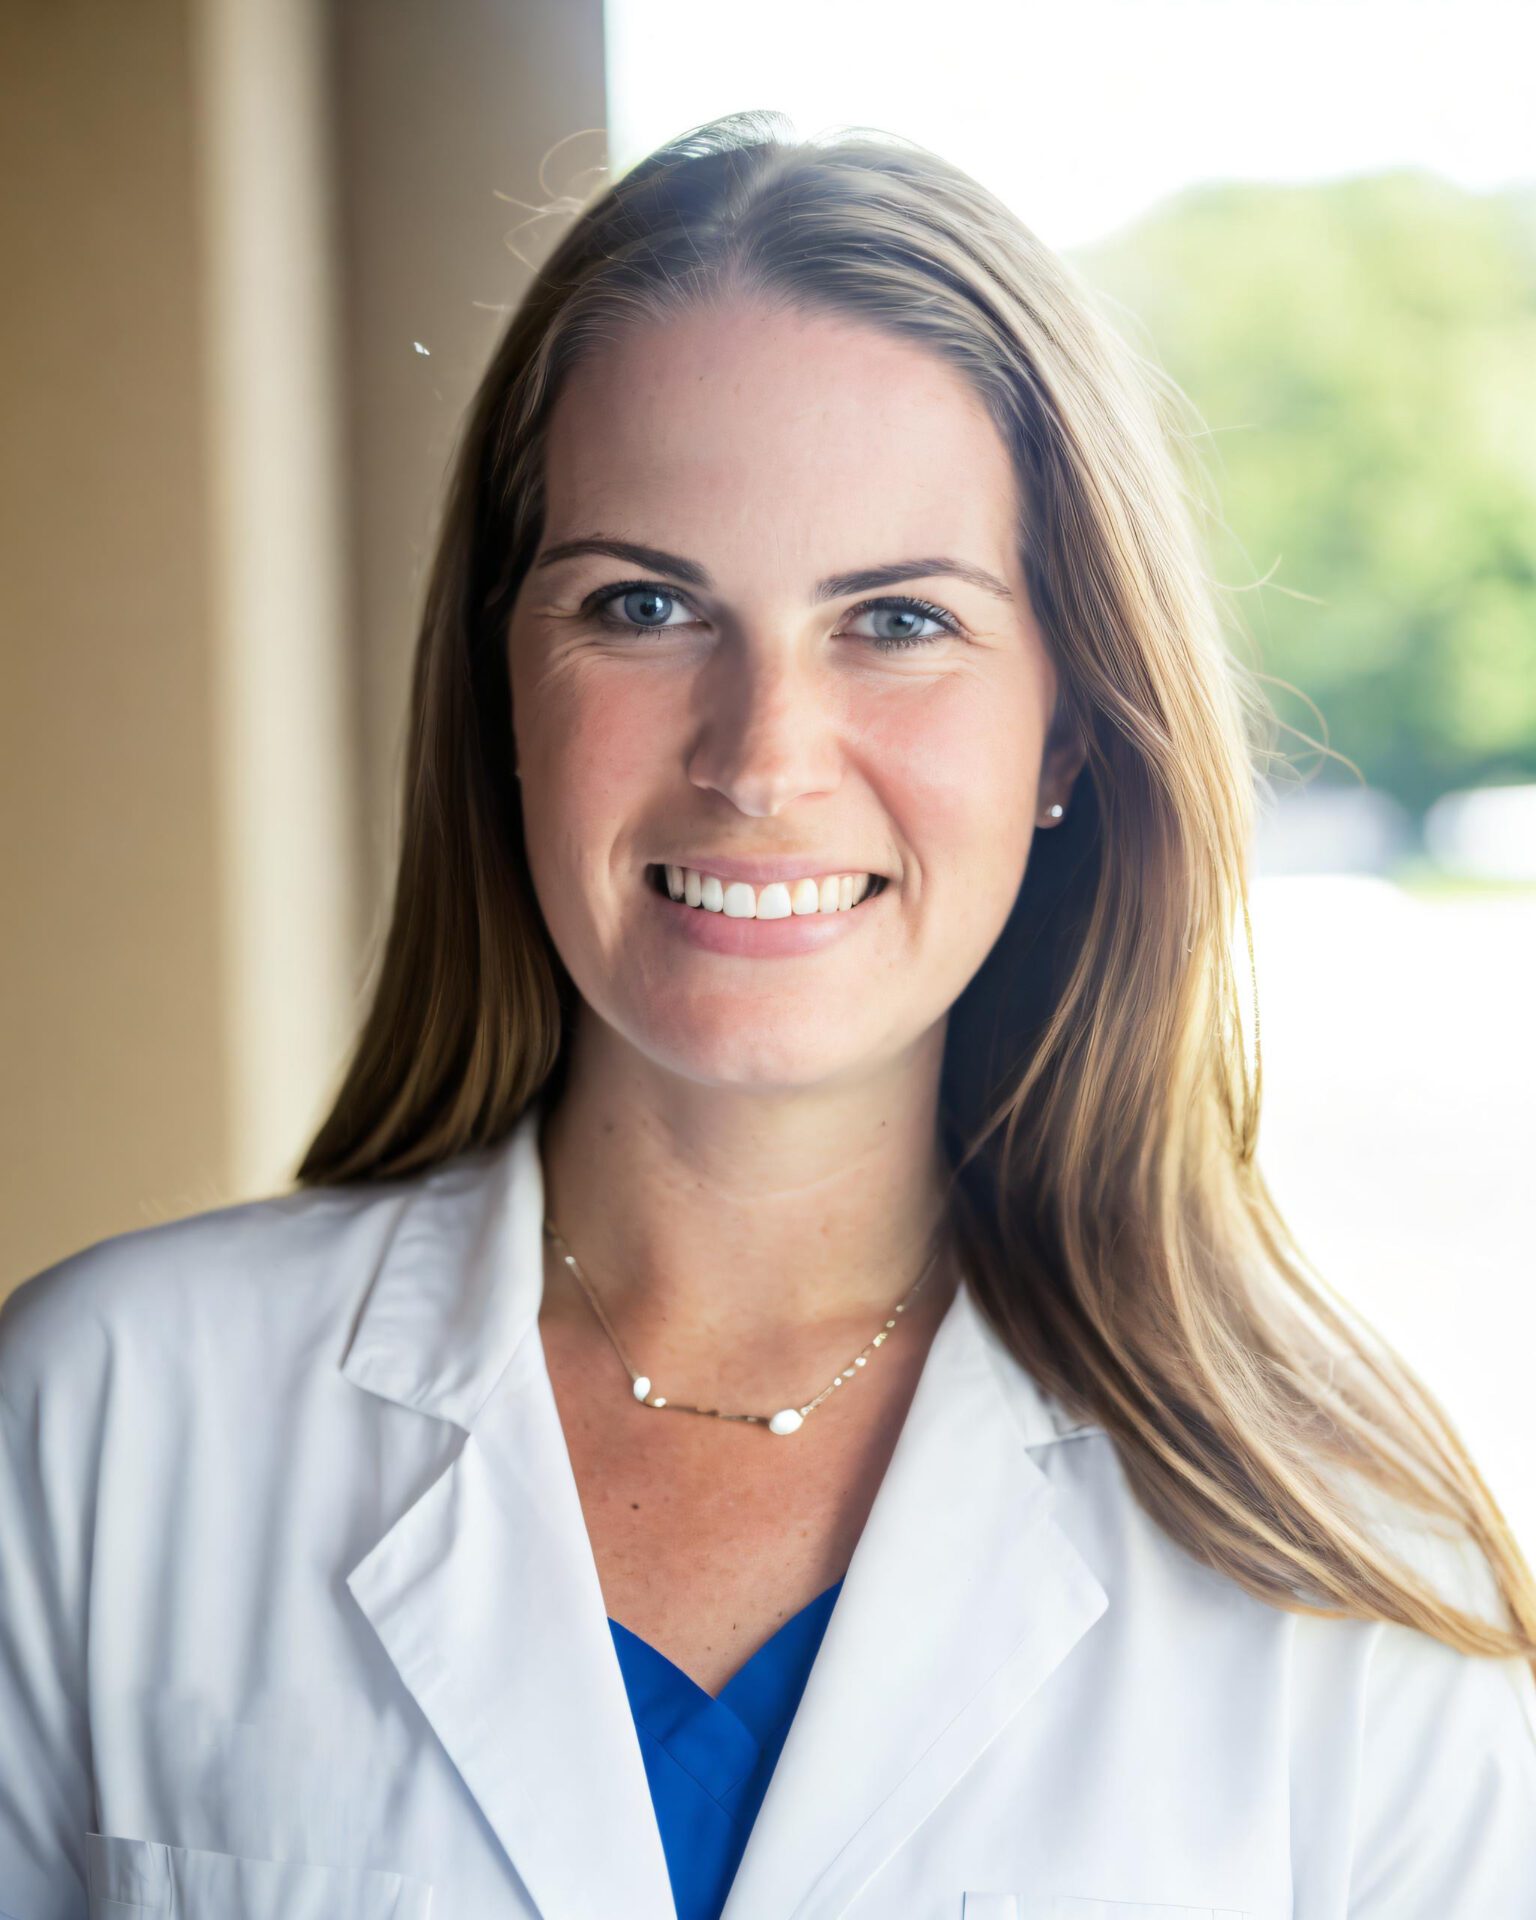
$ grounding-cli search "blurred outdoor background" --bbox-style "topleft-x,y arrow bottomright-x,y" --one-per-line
2,1 -> 1532,1546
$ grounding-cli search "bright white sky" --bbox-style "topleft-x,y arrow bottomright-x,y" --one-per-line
604,0 -> 1535,250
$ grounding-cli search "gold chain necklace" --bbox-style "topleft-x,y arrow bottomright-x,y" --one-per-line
542,1217 -> 948,1435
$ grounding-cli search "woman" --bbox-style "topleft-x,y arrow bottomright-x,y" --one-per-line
2,111 -> 1533,1920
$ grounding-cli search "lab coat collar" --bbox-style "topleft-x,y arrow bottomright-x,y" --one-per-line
342,1099 -> 1110,1920
337,1110 -> 550,1429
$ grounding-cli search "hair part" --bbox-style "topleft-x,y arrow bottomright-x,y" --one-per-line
296,109 -> 1536,1673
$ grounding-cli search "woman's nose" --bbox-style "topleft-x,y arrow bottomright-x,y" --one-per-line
684,644 -> 845,818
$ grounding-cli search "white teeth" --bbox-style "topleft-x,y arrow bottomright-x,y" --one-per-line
791,878 -> 820,915
657,865 -> 879,917
724,881 -> 764,918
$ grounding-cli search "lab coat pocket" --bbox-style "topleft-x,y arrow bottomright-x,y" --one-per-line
1047,1901 -> 1253,1918
85,1832 -> 435,1918
964,1901 -> 1252,1919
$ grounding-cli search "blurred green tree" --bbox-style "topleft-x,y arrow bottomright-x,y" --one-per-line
1075,171 -> 1536,817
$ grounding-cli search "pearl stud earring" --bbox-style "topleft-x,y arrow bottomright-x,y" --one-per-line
1046,803 -> 1064,820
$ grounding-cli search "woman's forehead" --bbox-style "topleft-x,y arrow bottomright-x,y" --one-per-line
543,303 -> 1020,564
552,299 -> 1004,461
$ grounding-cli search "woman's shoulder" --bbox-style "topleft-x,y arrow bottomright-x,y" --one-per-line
1286,1595 -> 1536,1906
1060,1418 -> 1536,1886
0,1175 -> 415,1414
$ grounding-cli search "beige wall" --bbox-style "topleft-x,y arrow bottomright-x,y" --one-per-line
0,0 -> 229,1284
1,0 -> 607,1294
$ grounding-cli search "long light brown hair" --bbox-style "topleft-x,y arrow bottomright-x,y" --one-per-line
298,110 -> 1536,1670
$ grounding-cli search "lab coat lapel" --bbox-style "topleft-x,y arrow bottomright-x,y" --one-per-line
340,1105 -> 677,1920
719,1279 -> 1110,1920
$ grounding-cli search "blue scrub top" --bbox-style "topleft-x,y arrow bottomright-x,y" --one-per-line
608,1577 -> 845,1920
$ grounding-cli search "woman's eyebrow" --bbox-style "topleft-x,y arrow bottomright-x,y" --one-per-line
532,536 -> 1015,604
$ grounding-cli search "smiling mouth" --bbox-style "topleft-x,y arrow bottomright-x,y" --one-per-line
644,865 -> 890,910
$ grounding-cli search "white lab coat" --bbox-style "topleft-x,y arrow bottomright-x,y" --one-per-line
2,1100 -> 1534,1920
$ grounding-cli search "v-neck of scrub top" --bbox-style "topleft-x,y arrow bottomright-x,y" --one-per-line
608,1576 -> 845,1920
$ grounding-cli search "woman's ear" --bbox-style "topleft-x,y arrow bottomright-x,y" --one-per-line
1038,709 -> 1090,821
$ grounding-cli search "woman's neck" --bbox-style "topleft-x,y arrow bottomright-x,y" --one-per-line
534,1034 -> 958,1365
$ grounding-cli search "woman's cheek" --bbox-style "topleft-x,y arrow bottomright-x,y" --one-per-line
890,695 -> 1033,884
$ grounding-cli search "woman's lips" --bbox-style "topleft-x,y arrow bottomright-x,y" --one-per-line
645,865 -> 891,957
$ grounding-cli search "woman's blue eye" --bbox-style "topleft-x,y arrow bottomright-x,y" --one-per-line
846,598 -> 957,650
592,585 -> 693,630
586,582 -> 959,652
